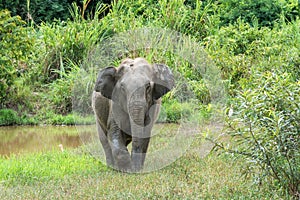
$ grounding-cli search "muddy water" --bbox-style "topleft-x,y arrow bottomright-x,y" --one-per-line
0,123 -> 214,158
0,126 -> 93,156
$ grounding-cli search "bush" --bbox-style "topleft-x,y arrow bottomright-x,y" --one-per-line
206,19 -> 300,95
0,10 -> 34,107
0,109 -> 19,126
36,3 -> 110,83
0,0 -> 113,24
101,0 -> 219,39
5,77 -> 35,112
205,20 -> 268,94
0,0 -> 68,23
188,79 -> 210,104
0,109 -> 39,125
159,100 -> 201,123
216,70 -> 300,198
217,0 -> 299,27
44,62 -> 81,115
46,113 -> 94,125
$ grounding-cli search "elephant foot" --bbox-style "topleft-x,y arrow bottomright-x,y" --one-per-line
105,157 -> 114,168
112,148 -> 132,172
131,152 -> 146,173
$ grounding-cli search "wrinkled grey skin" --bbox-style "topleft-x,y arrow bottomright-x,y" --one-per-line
92,58 -> 175,172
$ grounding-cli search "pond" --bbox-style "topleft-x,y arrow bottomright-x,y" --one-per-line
0,123 -> 211,159
0,126 -> 92,156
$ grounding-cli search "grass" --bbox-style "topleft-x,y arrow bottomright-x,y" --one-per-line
45,113 -> 95,125
0,108 -> 95,126
0,149 -> 106,186
0,153 -> 287,199
0,139 -> 288,199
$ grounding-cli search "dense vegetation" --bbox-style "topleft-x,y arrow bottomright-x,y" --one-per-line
0,0 -> 299,198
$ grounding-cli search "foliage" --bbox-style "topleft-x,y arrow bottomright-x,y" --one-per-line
0,0 -> 112,24
0,109 -> 39,126
37,10 -> 110,83
0,109 -> 19,126
45,112 -> 94,125
159,99 -> 212,123
24,2 -> 112,115
0,0 -> 68,23
105,0 -> 219,39
188,79 -> 210,104
156,0 -> 218,39
215,71 -> 300,198
206,19 -> 300,94
160,100 -> 191,123
5,76 -> 36,111
45,63 -> 79,115
0,10 -> 35,107
217,0 -> 299,27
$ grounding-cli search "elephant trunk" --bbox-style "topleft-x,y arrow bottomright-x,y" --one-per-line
129,102 -> 149,172
129,104 -> 145,125
129,102 -> 148,138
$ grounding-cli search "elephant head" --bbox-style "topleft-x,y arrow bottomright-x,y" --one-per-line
95,57 -> 174,130
94,57 -> 175,171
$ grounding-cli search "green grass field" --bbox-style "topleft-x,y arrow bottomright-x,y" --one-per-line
0,142 -> 288,199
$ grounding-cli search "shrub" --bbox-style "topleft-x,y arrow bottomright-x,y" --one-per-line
45,113 -> 94,125
0,0 -> 68,23
159,100 -> 199,123
36,2 -> 110,83
207,20 -> 270,56
205,20 -> 269,94
0,108 -> 38,125
188,79 -> 210,104
46,62 -> 80,115
157,0 -> 213,39
0,10 -> 34,107
103,0 -> 219,39
0,0 -> 113,24
217,0 -> 299,27
206,19 -> 300,95
216,70 -> 300,198
0,109 -> 19,126
5,77 -> 35,112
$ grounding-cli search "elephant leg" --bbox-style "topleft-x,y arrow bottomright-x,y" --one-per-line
131,137 -> 151,172
108,122 -> 132,172
96,121 -> 114,167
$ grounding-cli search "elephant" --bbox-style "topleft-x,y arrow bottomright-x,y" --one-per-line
92,57 -> 175,172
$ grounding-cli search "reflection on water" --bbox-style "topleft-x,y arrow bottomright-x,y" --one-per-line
0,126 -> 94,156
0,122 -> 211,169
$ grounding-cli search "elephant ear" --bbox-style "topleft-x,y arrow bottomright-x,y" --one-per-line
94,67 -> 117,99
152,64 -> 175,100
